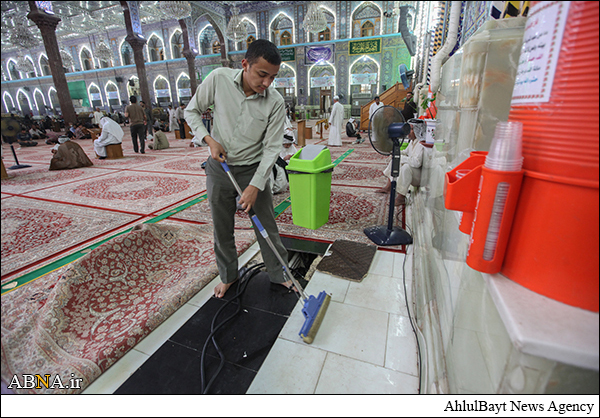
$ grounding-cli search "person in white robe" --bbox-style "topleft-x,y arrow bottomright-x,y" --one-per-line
270,137 -> 296,194
283,114 -> 297,144
377,119 -> 426,205
92,108 -> 104,126
280,136 -> 297,161
94,117 -> 123,159
168,105 -> 179,132
369,96 -> 384,121
327,95 -> 343,147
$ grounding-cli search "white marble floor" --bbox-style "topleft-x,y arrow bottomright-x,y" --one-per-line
82,244 -> 420,395
247,248 -> 420,394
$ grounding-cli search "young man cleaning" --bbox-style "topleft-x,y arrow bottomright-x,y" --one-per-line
184,39 -> 294,298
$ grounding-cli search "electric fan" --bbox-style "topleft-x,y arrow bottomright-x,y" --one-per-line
1,118 -> 31,170
398,64 -> 415,90
364,105 -> 413,246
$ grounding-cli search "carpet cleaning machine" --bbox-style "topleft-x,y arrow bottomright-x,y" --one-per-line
220,160 -> 331,344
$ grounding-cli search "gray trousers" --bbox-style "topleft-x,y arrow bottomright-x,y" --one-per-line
205,157 -> 288,284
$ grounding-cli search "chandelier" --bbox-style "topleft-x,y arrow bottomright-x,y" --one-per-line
225,3 -> 247,42
15,55 -> 35,74
9,22 -> 39,49
157,1 -> 192,20
303,2 -> 328,35
60,49 -> 74,68
95,41 -> 113,62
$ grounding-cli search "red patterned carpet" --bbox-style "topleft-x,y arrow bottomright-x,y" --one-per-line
278,185 -> 393,245
1,123 -> 407,393
1,197 -> 140,278
1,222 -> 255,394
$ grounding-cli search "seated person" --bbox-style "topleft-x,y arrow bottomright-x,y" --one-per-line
50,136 -> 93,170
270,156 -> 289,195
92,107 -> 104,127
17,127 -> 37,147
376,119 -> 426,206
346,118 -> 363,144
43,116 -> 53,130
29,123 -> 48,140
148,126 -> 170,150
94,117 -> 123,159
270,135 -> 296,194
283,114 -> 296,143
153,119 -> 166,133
74,123 -> 92,140
280,135 -> 297,161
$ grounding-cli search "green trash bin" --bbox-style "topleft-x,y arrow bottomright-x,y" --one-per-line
286,145 -> 335,230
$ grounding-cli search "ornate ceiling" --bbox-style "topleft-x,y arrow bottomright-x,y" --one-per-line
0,1 -> 296,53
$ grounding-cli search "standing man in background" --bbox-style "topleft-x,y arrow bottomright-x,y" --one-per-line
92,107 -> 104,127
402,91 -> 418,121
140,101 -> 153,137
176,103 -> 186,139
369,96 -> 384,121
184,39 -> 294,299
327,95 -> 343,147
124,95 -> 147,154
168,104 -> 179,133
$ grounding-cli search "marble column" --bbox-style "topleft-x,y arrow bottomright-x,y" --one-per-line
125,35 -> 152,107
27,5 -> 77,125
121,1 -> 151,107
179,19 -> 198,95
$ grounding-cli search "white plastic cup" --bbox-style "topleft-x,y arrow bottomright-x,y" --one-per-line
456,169 -> 470,179
485,121 -> 524,171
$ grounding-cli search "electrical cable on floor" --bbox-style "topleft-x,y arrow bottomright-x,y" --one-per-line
398,194 -> 423,394
200,262 -> 265,394
199,251 -> 312,394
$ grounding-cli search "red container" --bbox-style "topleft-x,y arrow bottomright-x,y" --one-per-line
467,167 -> 524,274
444,152 -> 487,234
503,1 -> 599,312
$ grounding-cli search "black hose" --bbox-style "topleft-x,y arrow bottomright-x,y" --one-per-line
200,263 -> 265,394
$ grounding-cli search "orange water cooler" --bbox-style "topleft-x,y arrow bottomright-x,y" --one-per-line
502,1 -> 599,312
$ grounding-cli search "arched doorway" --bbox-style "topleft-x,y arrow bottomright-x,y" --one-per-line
8,60 -> 20,80
273,63 -> 296,104
89,83 -> 103,109
48,88 -> 60,114
127,76 -> 141,102
39,55 -> 51,76
148,35 -> 165,62
3,92 -> 16,114
308,7 -> 335,43
171,31 -> 184,59
349,56 -> 379,99
154,76 -> 171,107
270,13 -> 294,47
105,82 -> 121,110
176,73 -> 192,105
17,90 -> 32,116
352,2 -> 382,38
309,63 -> 336,116
34,89 -> 47,115
121,41 -> 133,66
81,47 -> 94,71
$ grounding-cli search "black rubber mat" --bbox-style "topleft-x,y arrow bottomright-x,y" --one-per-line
316,239 -> 377,282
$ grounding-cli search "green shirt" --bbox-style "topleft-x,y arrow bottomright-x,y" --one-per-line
184,67 -> 285,191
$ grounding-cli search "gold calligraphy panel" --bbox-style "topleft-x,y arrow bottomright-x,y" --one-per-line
349,39 -> 381,55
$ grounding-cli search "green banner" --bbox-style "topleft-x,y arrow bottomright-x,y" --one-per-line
349,38 -> 381,55
67,80 -> 90,108
279,47 -> 295,62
